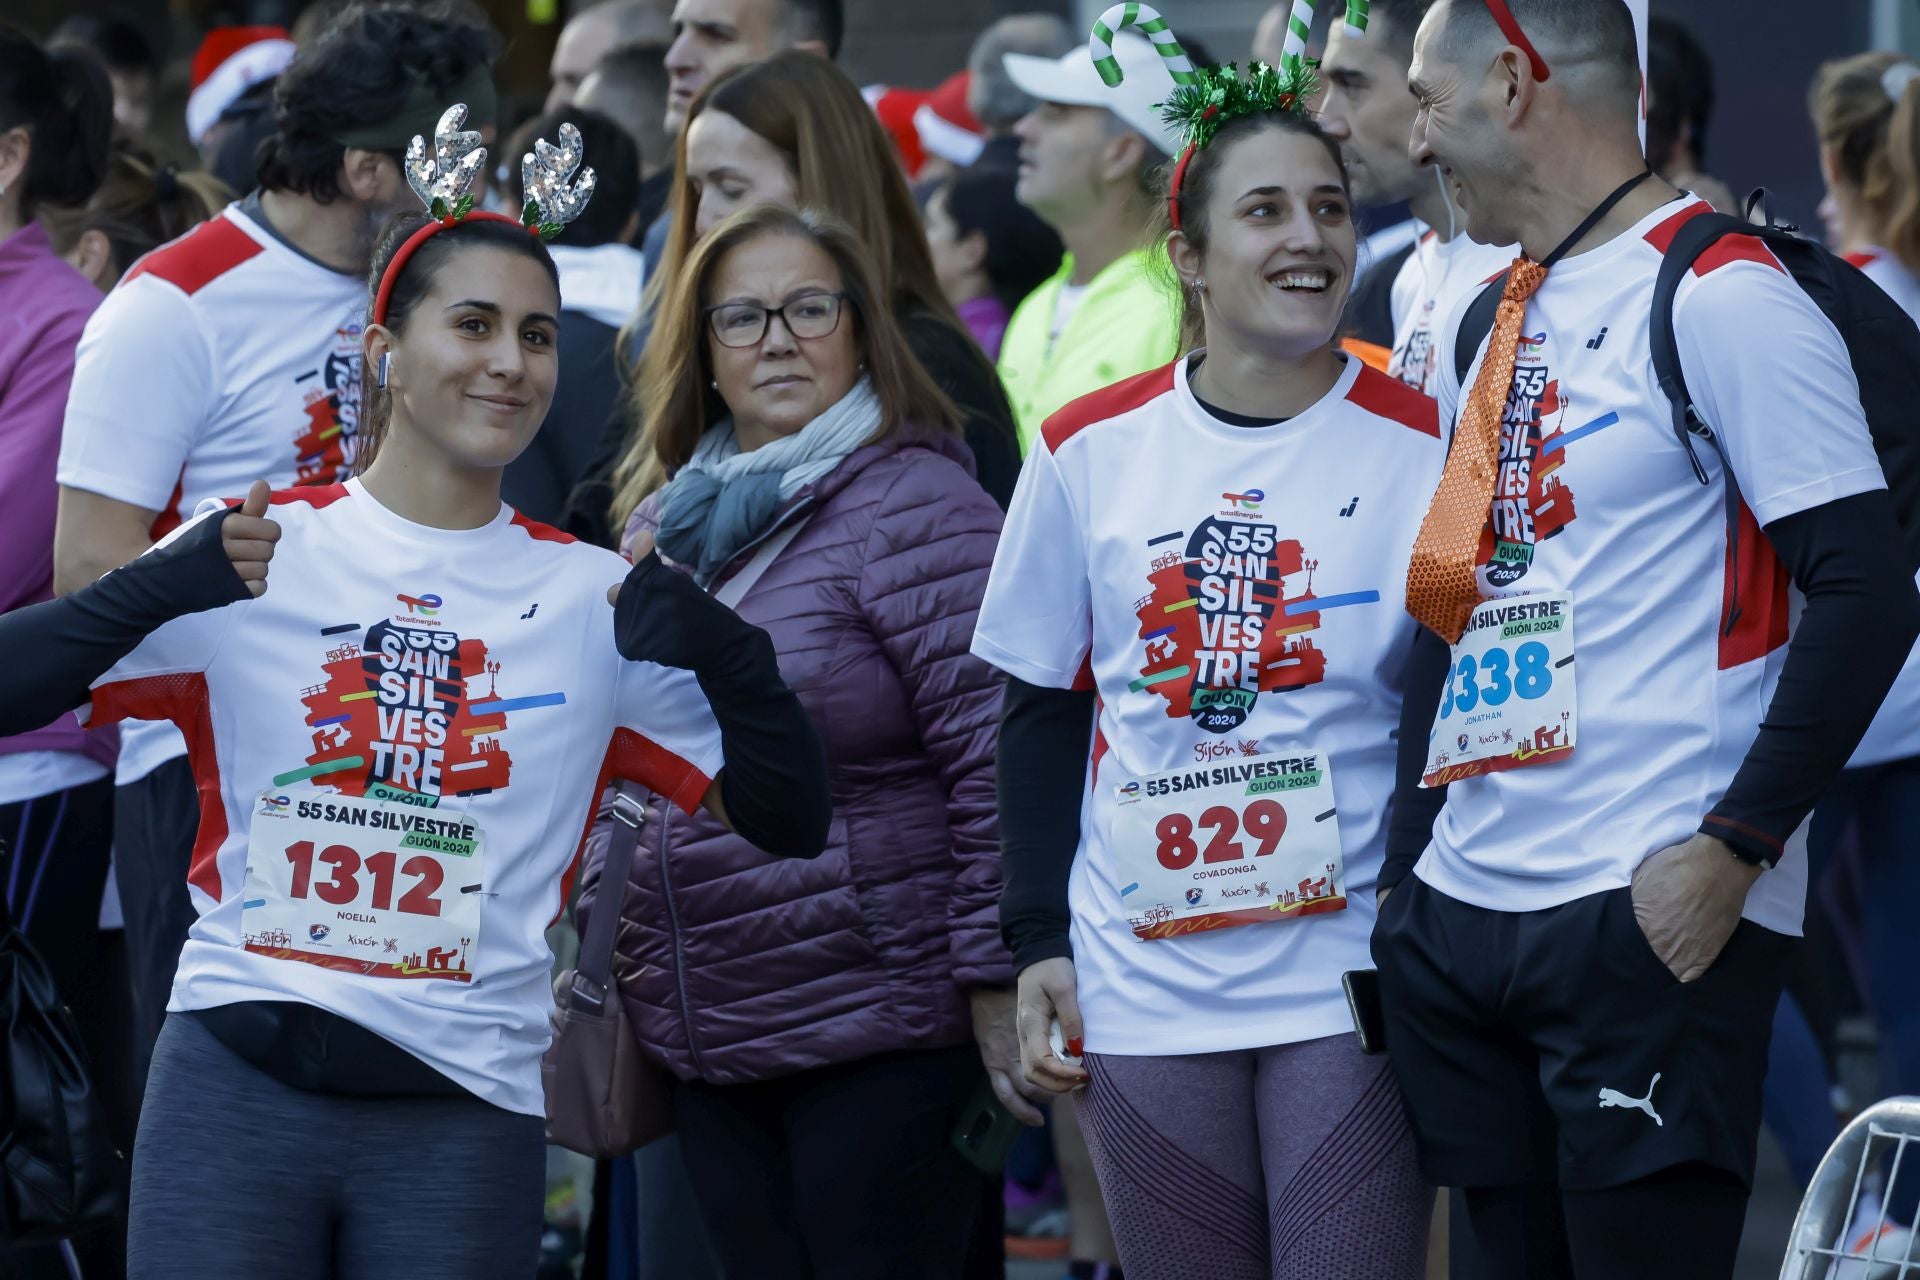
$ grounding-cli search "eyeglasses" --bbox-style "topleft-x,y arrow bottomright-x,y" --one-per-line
704,292 -> 848,348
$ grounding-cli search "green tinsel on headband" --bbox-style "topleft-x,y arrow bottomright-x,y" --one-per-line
1157,60 -> 1319,152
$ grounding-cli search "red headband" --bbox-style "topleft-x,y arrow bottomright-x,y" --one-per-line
371,210 -> 536,328
1483,0 -> 1551,83
1168,103 -> 1232,232
1168,144 -> 1200,231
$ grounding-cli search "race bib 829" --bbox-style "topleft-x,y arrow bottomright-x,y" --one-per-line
1111,750 -> 1347,941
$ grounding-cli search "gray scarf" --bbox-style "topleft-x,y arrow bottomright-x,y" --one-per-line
655,377 -> 882,585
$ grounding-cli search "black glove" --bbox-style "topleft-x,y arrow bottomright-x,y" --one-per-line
0,508 -> 254,736
609,551 -> 830,860
612,551 -> 763,672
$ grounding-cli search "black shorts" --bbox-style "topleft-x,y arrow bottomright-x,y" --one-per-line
1371,874 -> 1790,1191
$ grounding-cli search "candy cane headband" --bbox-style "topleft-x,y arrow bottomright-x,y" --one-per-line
1089,3 -> 1365,232
371,104 -> 598,328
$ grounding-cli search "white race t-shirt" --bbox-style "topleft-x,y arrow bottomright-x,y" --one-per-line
1418,198 -> 1885,934
1843,248 -> 1920,767
84,481 -> 724,1115
972,355 -> 1444,1055
60,200 -> 366,786
1387,227 -> 1516,397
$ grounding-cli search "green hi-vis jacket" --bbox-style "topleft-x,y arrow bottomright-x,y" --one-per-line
997,247 -> 1182,455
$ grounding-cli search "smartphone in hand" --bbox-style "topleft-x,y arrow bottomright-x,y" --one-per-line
951,1080 -> 1023,1175
1343,969 -> 1388,1055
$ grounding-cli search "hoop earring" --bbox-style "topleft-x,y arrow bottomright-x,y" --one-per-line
377,352 -> 392,389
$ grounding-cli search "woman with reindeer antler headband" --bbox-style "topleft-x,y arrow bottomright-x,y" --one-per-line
0,105 -> 828,1276
973,6 -> 1438,1275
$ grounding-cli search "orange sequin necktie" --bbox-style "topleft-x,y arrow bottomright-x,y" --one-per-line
1404,170 -> 1657,644
1404,257 -> 1547,643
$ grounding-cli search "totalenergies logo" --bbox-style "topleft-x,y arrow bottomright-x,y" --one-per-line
1517,332 -> 1547,353
396,592 -> 443,617
1221,488 -> 1265,512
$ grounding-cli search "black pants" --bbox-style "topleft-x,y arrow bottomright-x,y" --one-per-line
675,1043 -> 989,1279
114,756 -> 201,1089
1374,875 -> 1789,1279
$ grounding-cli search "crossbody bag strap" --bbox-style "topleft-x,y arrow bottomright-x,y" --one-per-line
712,510 -> 812,608
570,784 -> 645,1014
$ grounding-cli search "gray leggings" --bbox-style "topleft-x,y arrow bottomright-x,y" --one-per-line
128,1012 -> 544,1280
1076,1032 -> 1431,1280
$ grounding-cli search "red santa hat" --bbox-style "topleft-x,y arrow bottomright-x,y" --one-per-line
187,26 -> 296,145
862,83 -> 932,178
913,71 -> 984,168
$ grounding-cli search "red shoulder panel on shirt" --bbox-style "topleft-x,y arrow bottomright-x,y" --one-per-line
217,484 -> 349,511
274,484 -> 350,509
1345,366 -> 1441,438
1644,203 -> 1709,254
1643,203 -> 1784,277
1845,250 -> 1880,270
1039,363 -> 1179,453
511,510 -> 578,544
1692,235 -> 1784,277
123,214 -> 263,296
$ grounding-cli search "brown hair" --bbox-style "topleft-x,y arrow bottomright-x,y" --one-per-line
41,141 -> 229,283
610,203 -> 961,523
644,50 -> 980,354
1812,52 -> 1920,274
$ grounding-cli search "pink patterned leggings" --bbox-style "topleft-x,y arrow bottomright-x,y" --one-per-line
1076,1033 -> 1431,1280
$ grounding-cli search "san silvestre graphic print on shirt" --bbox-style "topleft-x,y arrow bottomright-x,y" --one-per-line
1133,493 -> 1332,735
300,594 -> 514,801
1481,338 -> 1581,587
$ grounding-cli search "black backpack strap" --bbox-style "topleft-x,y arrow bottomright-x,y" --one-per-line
1646,211 -> 1742,484
1741,186 -> 1793,229
1452,270 -> 1509,387
1647,204 -> 1808,469
1646,207 -> 1811,636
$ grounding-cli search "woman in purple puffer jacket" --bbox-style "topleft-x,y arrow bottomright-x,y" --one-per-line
580,203 -> 1040,1278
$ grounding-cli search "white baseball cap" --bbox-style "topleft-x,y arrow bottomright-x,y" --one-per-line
1002,32 -> 1183,158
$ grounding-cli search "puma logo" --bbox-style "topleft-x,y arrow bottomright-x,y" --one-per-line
1597,1073 -> 1663,1126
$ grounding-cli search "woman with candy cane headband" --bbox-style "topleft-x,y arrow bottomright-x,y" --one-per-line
974,7 -> 1436,1275
0,106 -> 829,1277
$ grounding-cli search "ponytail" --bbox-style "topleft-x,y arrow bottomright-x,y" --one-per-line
1886,69 -> 1920,275
0,24 -> 113,215
41,141 -> 231,284
1812,52 -> 1920,276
